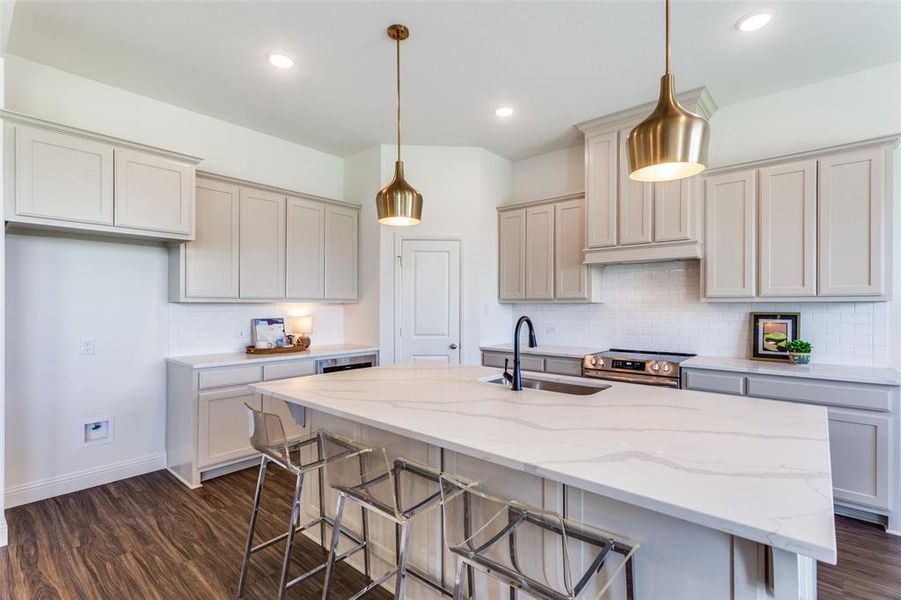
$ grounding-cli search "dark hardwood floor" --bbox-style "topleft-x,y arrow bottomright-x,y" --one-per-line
0,468 -> 898,599
0,467 -> 392,599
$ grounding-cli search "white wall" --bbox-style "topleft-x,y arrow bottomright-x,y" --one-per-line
5,234 -> 169,505
4,55 -> 344,199
505,62 -> 901,367
3,57 -> 351,508
374,145 -> 513,365
343,147 -> 382,347
510,145 -> 583,204
0,52 -> 6,545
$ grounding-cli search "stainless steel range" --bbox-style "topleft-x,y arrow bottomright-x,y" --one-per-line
582,349 -> 696,388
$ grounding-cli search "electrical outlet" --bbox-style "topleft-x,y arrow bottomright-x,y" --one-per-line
545,325 -> 558,335
79,338 -> 95,355
238,329 -> 247,339
81,417 -> 113,446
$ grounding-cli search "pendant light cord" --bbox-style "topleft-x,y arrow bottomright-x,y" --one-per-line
664,0 -> 670,75
396,34 -> 402,162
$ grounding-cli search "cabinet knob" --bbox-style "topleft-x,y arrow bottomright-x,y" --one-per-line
449,343 -> 458,350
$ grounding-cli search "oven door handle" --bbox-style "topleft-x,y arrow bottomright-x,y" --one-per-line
583,371 -> 680,388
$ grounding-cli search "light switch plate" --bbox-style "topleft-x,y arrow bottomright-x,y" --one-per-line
79,338 -> 95,355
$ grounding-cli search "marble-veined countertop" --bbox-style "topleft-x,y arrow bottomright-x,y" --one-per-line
251,363 -> 836,563
683,355 -> 901,386
479,343 -> 605,359
166,344 -> 379,369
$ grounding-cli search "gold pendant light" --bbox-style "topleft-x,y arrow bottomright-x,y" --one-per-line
627,0 -> 709,182
376,24 -> 422,226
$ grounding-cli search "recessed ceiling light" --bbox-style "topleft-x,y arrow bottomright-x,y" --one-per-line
495,106 -> 514,118
268,53 -> 294,69
735,10 -> 773,32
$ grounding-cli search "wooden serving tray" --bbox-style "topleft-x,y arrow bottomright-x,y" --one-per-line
245,345 -> 310,356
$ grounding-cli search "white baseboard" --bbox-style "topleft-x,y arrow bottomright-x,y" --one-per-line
4,452 -> 166,509
0,514 -> 8,547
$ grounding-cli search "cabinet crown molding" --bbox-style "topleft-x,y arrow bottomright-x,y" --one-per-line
197,170 -> 358,211
577,87 -> 717,136
0,109 -> 203,165
703,133 -> 901,177
497,192 -> 585,212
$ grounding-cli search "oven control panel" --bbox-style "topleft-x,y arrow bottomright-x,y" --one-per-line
611,359 -> 647,372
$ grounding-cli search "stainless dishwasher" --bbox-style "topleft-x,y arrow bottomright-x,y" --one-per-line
315,353 -> 378,374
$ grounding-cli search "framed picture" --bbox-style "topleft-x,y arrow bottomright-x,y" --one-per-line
251,317 -> 286,348
750,313 -> 800,361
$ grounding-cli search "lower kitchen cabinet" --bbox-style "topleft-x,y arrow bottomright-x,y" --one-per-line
167,356 -> 320,488
198,387 -> 261,468
683,366 -> 900,527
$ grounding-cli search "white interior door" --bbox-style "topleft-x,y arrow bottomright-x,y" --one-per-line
397,239 -> 461,364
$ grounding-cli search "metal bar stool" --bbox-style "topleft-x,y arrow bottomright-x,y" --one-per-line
319,432 -> 456,600
237,403 -> 369,599
440,474 -> 639,600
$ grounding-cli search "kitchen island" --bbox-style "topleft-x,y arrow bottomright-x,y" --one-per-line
251,363 -> 836,599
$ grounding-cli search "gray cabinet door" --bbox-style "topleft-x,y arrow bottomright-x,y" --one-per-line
114,148 -> 194,235
185,177 -> 240,299
239,187 -> 286,298
15,125 -> 114,225
828,408 -> 890,510
286,197 -> 326,299
324,204 -> 359,300
704,169 -> 757,298
498,209 -> 527,300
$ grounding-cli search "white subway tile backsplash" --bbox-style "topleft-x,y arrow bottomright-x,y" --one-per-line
168,302 -> 344,356
511,260 -> 890,367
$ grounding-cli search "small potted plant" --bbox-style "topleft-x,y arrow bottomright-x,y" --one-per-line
785,339 -> 812,365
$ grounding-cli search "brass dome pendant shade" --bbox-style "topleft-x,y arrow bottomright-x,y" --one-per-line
627,0 -> 709,182
376,24 -> 422,226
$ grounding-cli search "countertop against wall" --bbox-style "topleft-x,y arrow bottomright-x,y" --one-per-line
480,343 -> 605,359
682,356 -> 901,386
167,343 -> 379,369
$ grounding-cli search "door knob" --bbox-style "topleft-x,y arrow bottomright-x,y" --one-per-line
449,343 -> 458,350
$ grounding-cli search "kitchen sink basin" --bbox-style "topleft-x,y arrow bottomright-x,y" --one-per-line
483,375 -> 609,396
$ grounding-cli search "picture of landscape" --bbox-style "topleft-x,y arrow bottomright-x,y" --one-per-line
750,313 -> 800,361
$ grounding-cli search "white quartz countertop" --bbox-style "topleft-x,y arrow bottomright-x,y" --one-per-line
683,355 -> 901,386
251,363 -> 836,563
166,344 -> 379,369
480,343 -> 604,359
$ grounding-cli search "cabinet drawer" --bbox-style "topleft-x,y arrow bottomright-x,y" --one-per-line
746,376 -> 893,412
544,357 -> 582,377
198,366 -> 262,390
481,352 -> 544,372
263,360 -> 316,381
828,408 -> 891,510
683,370 -> 746,395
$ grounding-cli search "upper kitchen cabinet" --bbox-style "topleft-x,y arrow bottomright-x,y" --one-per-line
576,89 -> 715,265
758,160 -> 817,297
704,169 -> 757,299
170,173 -> 359,303
498,208 -> 527,300
818,148 -> 887,297
324,204 -> 359,301
114,148 -> 194,235
497,195 -> 599,303
286,196 -> 326,300
3,111 -> 200,241
525,204 -> 555,300
239,187 -> 286,299
703,138 -> 896,302
584,131 -> 617,248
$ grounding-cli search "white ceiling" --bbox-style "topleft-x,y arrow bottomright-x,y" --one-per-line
7,1 -> 900,160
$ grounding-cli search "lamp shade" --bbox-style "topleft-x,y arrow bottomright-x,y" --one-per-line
627,74 -> 709,182
377,161 -> 422,226
289,315 -> 313,334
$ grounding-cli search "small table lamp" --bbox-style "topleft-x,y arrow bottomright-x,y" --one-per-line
289,315 -> 313,349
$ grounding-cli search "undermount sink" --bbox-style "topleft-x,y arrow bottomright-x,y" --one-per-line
483,375 -> 609,396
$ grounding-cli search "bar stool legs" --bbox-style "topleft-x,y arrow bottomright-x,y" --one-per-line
321,493 -> 347,599
278,471 -> 306,600
394,522 -> 412,599
238,455 -> 269,598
